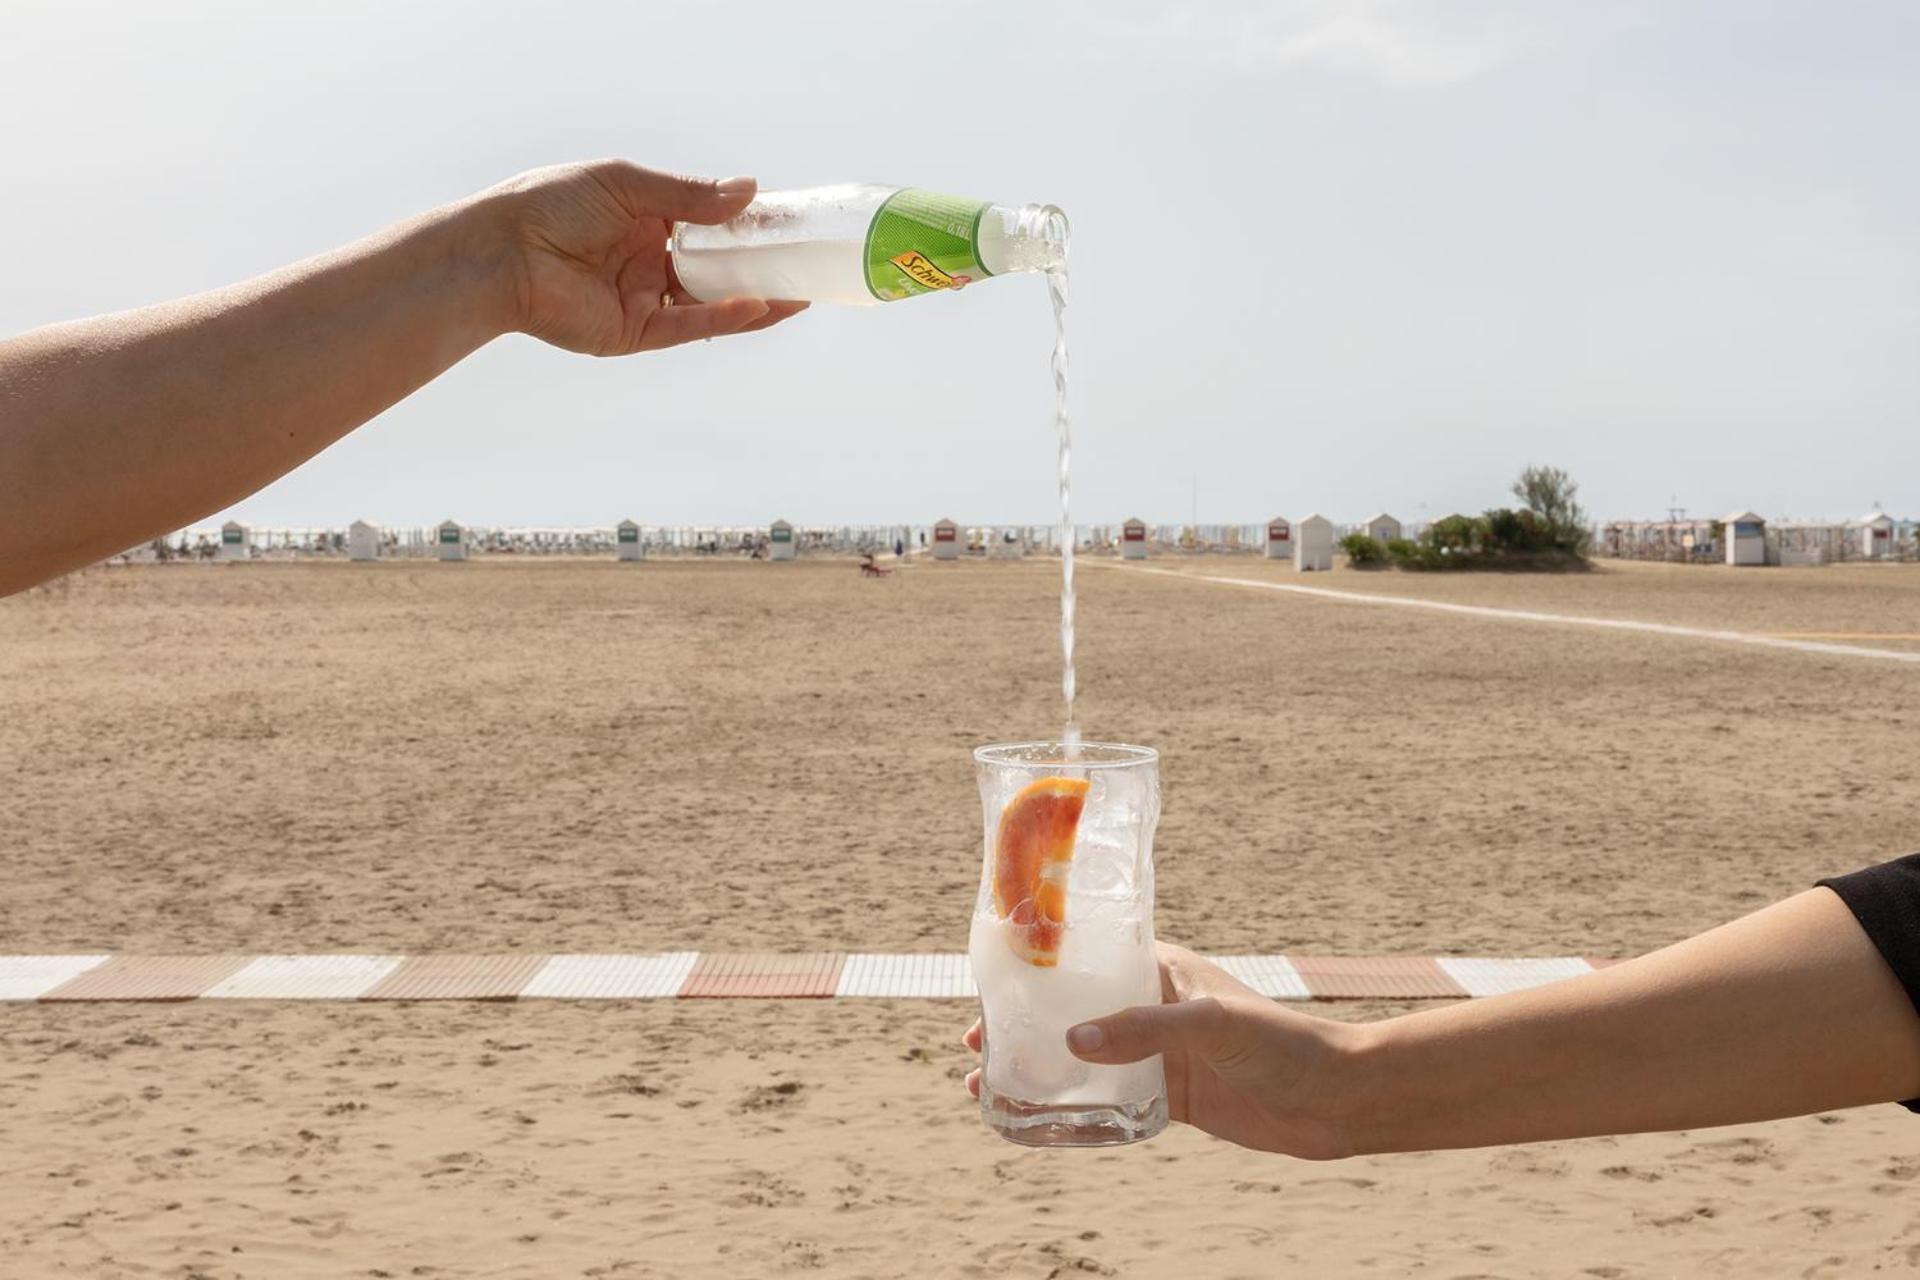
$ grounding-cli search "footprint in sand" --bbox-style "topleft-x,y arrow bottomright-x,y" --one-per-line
1883,1156 -> 1920,1182
1687,1135 -> 1780,1168
1639,1205 -> 1716,1228
780,1238 -> 827,1270
590,1073 -> 662,1098
1599,1164 -> 1662,1183
736,1080 -> 807,1113
729,1170 -> 805,1209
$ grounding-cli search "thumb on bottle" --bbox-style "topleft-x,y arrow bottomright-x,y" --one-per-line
1066,998 -> 1231,1066
651,171 -> 757,224
587,162 -> 757,224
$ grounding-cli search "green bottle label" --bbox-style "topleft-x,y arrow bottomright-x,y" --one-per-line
863,188 -> 992,302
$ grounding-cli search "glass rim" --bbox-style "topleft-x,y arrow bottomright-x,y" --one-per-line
973,741 -> 1158,770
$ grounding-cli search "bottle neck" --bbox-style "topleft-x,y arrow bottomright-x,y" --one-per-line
976,203 -> 1070,277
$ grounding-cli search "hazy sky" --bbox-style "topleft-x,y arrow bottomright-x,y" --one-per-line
4,1 -> 1915,527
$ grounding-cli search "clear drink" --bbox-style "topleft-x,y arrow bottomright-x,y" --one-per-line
670,184 -> 1068,306
970,742 -> 1167,1147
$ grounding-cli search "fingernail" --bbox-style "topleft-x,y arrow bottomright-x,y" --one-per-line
1067,1023 -> 1104,1053
716,176 -> 754,197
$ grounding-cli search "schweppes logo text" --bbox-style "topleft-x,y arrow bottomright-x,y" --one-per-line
890,249 -> 958,291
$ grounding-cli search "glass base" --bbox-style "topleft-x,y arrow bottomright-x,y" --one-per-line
980,1085 -> 1169,1147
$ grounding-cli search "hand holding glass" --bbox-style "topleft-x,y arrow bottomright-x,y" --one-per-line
969,742 -> 1168,1146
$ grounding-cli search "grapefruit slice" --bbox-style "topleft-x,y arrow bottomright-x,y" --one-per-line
992,776 -> 1092,967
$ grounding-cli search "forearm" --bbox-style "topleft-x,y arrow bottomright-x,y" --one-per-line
0,193 -> 517,594
1342,888 -> 1920,1153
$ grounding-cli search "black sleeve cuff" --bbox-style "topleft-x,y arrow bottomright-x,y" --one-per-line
1817,852 -> 1920,1114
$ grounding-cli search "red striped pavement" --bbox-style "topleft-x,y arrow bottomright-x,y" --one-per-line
0,953 -> 1617,1002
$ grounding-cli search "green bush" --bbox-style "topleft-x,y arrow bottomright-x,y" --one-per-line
1339,533 -> 1387,565
1424,514 -> 1487,557
1396,469 -> 1596,571
1484,507 -> 1553,553
1511,464 -> 1592,556
1384,537 -> 1421,567
1354,466 -> 1597,573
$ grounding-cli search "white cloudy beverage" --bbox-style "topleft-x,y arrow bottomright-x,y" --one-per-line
670,184 -> 1068,306
970,742 -> 1167,1147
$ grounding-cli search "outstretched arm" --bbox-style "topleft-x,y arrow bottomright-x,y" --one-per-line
1341,887 -> 1920,1151
968,887 -> 1920,1156
0,160 -> 802,597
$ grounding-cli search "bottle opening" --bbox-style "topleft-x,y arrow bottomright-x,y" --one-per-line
980,203 -> 1069,277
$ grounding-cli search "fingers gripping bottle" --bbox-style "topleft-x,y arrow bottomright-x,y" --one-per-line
670,184 -> 1068,306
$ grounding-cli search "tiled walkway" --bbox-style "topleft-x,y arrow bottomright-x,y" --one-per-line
0,953 -> 1615,1002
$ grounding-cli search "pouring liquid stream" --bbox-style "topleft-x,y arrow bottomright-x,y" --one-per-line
1051,265 -> 1079,760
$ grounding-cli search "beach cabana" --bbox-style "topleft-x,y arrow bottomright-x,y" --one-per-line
1121,518 -> 1148,560
931,518 -> 960,561
616,519 -> 644,562
219,520 -> 250,562
437,519 -> 468,562
1295,514 -> 1333,572
769,519 -> 796,561
348,519 -> 380,562
1859,511 -> 1895,560
1723,510 -> 1765,567
1362,512 -> 1402,544
1264,517 -> 1292,560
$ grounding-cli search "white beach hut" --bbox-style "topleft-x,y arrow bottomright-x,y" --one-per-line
219,520 -> 250,562
1723,510 -> 1766,566
1264,517 -> 1292,560
436,519 -> 468,562
616,519 -> 644,562
768,519 -> 796,561
1859,511 -> 1895,560
1121,518 -> 1149,560
347,519 -> 380,562
1362,512 -> 1402,544
932,518 -> 960,561
1295,514 -> 1334,572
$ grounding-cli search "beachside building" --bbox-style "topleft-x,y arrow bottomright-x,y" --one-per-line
436,519 -> 468,562
1295,514 -> 1334,571
1723,510 -> 1766,566
1362,512 -> 1402,544
616,519 -> 644,562
769,518 -> 796,561
347,519 -> 380,562
1859,511 -> 1895,560
1121,517 -> 1148,560
932,517 -> 960,561
219,520 -> 250,561
1771,522 -> 1846,567
1264,517 -> 1292,560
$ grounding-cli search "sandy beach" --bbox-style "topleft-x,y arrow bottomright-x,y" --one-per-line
4,555 -> 1920,1277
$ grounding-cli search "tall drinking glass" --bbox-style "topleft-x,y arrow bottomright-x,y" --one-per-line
969,742 -> 1167,1146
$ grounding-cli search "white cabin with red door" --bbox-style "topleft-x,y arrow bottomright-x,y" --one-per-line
1264,517 -> 1291,560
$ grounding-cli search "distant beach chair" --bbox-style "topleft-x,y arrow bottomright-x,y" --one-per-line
859,553 -> 893,578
